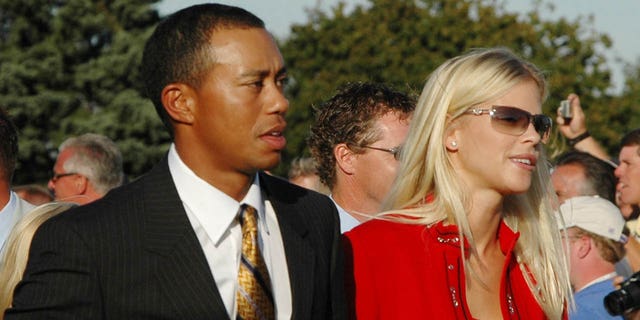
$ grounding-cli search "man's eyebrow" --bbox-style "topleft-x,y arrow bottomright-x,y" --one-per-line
276,67 -> 288,77
239,67 -> 288,79
239,69 -> 268,79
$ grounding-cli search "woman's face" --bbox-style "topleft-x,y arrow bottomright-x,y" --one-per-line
449,79 -> 544,196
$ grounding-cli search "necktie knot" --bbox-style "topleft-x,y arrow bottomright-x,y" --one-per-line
239,204 -> 259,236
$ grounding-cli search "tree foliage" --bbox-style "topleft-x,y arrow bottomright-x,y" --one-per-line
279,0 -> 635,173
608,60 -> 640,150
0,0 -> 167,184
1,0 -> 638,183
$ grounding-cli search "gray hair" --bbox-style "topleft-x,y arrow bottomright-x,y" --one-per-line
59,133 -> 124,194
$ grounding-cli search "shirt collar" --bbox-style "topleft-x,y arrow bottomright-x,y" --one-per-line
0,191 -> 18,215
242,176 -> 269,235
329,194 -> 361,233
167,144 -> 267,244
0,192 -> 19,251
579,272 -> 617,292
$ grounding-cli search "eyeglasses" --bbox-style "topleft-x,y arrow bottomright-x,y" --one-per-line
361,145 -> 402,161
465,106 -> 552,143
51,172 -> 79,182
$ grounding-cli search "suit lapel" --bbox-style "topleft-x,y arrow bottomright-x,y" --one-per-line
142,157 -> 229,319
260,172 -> 315,319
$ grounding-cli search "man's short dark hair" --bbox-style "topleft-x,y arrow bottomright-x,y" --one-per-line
141,3 -> 265,136
0,108 -> 18,182
554,150 -> 617,202
621,128 -> 640,155
308,82 -> 416,189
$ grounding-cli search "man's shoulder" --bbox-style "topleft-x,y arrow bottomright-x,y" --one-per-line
347,218 -> 424,238
261,172 -> 333,205
575,278 -> 616,298
14,194 -> 36,217
572,279 -> 618,319
343,219 -> 432,259
260,172 -> 338,234
44,173 -> 152,229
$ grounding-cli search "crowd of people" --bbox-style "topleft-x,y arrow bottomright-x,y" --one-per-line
1,2 -> 640,319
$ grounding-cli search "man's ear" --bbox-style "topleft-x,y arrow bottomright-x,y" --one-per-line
75,174 -> 88,195
575,236 -> 592,259
334,143 -> 356,175
161,83 -> 196,125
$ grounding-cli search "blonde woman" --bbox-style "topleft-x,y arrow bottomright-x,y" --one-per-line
0,202 -> 76,316
344,48 -> 572,319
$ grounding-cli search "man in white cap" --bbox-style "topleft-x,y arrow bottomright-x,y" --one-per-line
557,196 -> 627,319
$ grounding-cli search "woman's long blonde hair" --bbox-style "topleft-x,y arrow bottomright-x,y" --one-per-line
0,201 -> 76,316
383,47 -> 571,318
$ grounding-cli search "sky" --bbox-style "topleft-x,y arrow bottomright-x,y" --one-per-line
156,0 -> 640,92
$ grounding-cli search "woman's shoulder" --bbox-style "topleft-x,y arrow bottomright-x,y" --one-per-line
346,217 -> 426,236
343,218 -> 437,253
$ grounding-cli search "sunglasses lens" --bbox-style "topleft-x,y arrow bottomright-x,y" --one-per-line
491,107 -> 530,135
490,106 -> 552,143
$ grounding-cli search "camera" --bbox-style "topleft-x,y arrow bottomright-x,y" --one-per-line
558,100 -> 572,124
604,271 -> 640,315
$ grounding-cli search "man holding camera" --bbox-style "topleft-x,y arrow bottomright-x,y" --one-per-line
556,93 -> 610,162
557,196 -> 627,319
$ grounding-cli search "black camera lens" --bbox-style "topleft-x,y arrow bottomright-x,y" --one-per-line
605,290 -> 629,316
604,271 -> 640,316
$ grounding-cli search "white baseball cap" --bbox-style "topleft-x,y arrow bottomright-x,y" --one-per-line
556,196 -> 626,242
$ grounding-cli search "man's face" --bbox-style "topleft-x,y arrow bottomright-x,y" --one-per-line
551,163 -> 587,204
616,145 -> 640,206
182,28 -> 289,176
48,148 -> 83,201
560,228 -> 583,287
351,112 -> 410,211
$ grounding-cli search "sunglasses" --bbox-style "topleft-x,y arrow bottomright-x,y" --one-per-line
50,171 -> 79,182
465,105 -> 552,143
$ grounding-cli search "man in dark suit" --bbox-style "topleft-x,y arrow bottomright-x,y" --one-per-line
6,4 -> 345,319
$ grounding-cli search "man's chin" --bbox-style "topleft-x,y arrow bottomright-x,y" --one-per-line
254,154 -> 281,173
622,191 -> 640,207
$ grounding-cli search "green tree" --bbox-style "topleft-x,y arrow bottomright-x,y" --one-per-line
279,0 -> 620,173
605,60 -> 640,151
0,0 -> 167,185
2,0 -> 634,183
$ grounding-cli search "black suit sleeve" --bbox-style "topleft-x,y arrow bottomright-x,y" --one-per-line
6,159 -> 231,319
6,216 -> 102,319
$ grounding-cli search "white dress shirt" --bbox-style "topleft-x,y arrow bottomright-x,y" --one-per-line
168,145 -> 291,319
0,191 -> 36,253
330,195 -> 361,233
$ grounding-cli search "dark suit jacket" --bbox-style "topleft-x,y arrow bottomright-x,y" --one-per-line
6,157 -> 346,319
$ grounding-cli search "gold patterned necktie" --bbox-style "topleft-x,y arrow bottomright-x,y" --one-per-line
236,204 -> 275,320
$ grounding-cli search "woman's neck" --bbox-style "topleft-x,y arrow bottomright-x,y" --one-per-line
467,189 -> 504,255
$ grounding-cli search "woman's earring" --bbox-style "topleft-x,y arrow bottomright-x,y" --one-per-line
446,140 -> 458,152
